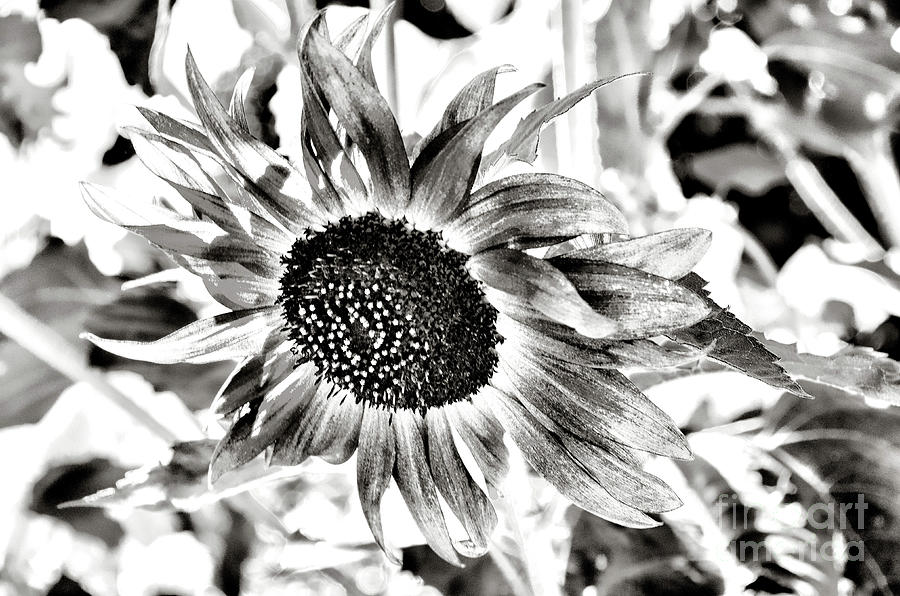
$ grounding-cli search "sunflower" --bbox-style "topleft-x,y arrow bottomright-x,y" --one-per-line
81,9 -> 716,564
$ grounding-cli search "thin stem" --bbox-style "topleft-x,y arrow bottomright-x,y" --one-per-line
0,291 -> 181,443
488,539 -> 534,596
489,486 -> 542,596
371,0 -> 399,114
845,130 -> 900,248
559,0 -> 591,178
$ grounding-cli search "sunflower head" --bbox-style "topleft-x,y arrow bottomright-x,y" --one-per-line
81,7 -> 719,565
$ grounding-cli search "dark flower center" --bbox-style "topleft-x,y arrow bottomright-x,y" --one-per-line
278,214 -> 501,414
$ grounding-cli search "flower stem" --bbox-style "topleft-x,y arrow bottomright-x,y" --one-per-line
0,291 -> 181,443
371,0 -> 399,114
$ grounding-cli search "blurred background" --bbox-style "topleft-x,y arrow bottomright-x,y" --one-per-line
2,0 -> 900,594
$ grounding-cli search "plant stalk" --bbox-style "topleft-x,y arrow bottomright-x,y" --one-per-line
0,291 -> 181,443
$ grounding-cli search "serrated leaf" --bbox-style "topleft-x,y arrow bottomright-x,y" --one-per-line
760,340 -> 900,405
668,273 -> 807,397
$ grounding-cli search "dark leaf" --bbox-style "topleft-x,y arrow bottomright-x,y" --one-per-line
85,289 -> 234,410
30,458 -> 127,547
668,273 -> 807,397
564,511 -> 724,596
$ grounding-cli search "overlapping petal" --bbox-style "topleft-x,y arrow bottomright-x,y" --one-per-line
407,84 -> 543,230
209,363 -> 318,482
392,410 -> 462,565
484,387 -> 658,528
443,173 -> 629,254
548,228 -> 712,279
300,30 -> 409,219
356,405 -> 398,563
552,258 -> 712,339
185,50 -> 326,232
467,248 -> 617,338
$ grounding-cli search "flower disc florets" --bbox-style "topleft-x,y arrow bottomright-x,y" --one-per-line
278,214 -> 501,414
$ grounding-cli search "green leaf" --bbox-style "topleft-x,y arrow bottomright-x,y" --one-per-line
668,273 -> 807,397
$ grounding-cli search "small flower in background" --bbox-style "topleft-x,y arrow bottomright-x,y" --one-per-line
81,7 -> 782,565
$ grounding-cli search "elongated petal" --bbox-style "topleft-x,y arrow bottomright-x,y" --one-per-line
133,112 -> 292,232
444,396 -> 508,490
552,259 -> 712,339
81,181 -> 279,278
561,435 -> 682,513
137,107 -> 215,156
407,84 -> 543,230
467,248 -> 617,338
334,13 -> 369,53
443,173 -> 628,254
129,132 -> 293,254
357,405 -> 399,563
392,410 -> 462,566
270,384 -> 363,465
82,306 -> 281,364
496,314 -> 701,369
209,363 -> 318,482
426,409 -> 497,552
484,74 -> 638,170
306,393 -> 363,464
301,30 -> 409,219
484,388 -> 658,528
499,343 -> 691,458
212,339 -> 293,416
185,50 -> 326,231
229,68 -> 255,133
549,229 -> 712,279
354,4 -> 393,88
415,65 -> 512,161
299,43 -> 369,217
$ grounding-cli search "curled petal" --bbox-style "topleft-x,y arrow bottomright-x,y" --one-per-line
414,65 -> 513,161
301,30 -> 409,219
552,259 -> 711,339
82,306 -> 282,364
426,409 -> 497,553
407,84 -> 543,230
467,248 -> 617,338
228,68 -> 255,133
356,405 -> 399,563
354,4 -> 393,88
392,410 -> 462,566
484,388 -> 658,528
484,74 -> 639,169
549,228 -> 713,280
185,50 -> 326,231
444,174 -> 628,254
